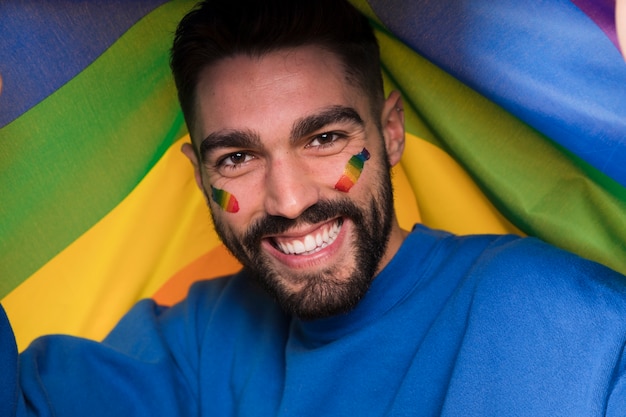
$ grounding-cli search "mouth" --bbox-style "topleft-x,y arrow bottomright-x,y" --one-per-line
269,218 -> 343,256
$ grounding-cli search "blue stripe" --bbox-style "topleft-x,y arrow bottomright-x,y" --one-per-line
368,0 -> 626,187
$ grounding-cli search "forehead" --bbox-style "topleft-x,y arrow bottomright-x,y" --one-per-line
192,46 -> 370,143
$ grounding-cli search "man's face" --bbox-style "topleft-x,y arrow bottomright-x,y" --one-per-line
184,46 -> 406,320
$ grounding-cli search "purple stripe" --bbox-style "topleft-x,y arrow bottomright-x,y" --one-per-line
571,0 -> 619,50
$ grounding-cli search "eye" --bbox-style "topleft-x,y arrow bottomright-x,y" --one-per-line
308,132 -> 343,148
218,151 -> 254,168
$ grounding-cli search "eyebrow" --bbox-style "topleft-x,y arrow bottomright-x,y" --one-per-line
198,105 -> 364,160
290,105 -> 364,144
199,129 -> 261,161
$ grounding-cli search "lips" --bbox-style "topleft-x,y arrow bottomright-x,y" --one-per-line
271,219 -> 343,256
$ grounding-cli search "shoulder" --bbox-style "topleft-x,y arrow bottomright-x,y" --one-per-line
473,234 -> 626,295
102,270 -> 287,376
105,270 -> 282,346
183,270 -> 280,318
169,271 -> 289,344
410,225 -> 626,326
462,234 -> 626,335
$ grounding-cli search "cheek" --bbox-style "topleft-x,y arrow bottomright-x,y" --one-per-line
207,176 -> 264,224
334,148 -> 371,193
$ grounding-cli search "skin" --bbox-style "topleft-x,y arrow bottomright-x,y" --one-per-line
182,46 -> 408,319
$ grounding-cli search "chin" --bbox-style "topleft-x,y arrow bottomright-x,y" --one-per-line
250,253 -> 375,320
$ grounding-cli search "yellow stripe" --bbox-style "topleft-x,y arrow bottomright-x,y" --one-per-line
3,135 -> 220,350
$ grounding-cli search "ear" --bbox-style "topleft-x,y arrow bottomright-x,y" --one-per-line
181,142 -> 204,191
380,90 -> 405,167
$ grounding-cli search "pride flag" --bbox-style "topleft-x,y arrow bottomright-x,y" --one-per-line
1,0 -> 624,351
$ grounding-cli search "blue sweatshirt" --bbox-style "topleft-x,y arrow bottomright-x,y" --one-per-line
3,225 -> 626,416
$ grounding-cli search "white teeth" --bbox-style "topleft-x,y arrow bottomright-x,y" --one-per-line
304,235 -> 316,252
275,221 -> 342,255
293,240 -> 305,254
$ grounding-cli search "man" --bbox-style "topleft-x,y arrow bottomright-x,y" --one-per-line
2,0 -> 626,416
172,0 -> 407,322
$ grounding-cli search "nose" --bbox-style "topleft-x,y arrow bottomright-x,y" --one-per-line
263,156 -> 319,219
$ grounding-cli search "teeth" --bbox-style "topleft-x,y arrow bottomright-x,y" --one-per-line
275,220 -> 342,255
294,240 -> 306,253
304,235 -> 316,252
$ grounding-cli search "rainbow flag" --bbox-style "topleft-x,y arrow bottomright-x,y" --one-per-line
1,0 -> 624,351
335,148 -> 371,192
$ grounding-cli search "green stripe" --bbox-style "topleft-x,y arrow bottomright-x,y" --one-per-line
0,0 -> 197,298
374,25 -> 626,275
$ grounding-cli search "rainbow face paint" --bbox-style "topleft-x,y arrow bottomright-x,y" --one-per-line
211,186 -> 240,213
334,148 -> 371,192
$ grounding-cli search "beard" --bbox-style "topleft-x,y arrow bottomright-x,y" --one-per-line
208,161 -> 395,321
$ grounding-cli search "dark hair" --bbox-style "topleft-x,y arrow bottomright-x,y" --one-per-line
170,0 -> 383,142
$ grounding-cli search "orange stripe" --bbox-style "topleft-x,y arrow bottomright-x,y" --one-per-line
153,245 -> 241,306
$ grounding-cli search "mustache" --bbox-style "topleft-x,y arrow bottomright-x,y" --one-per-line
243,198 -> 364,246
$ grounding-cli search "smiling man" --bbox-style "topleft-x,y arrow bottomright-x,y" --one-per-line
179,45 -> 407,320
2,0 -> 626,416
170,0 -> 411,324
